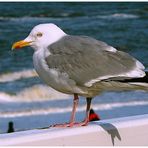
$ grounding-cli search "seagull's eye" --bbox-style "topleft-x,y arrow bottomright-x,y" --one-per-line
36,32 -> 43,37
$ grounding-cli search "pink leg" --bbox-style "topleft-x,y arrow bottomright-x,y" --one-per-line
74,97 -> 92,126
52,94 -> 79,127
69,94 -> 79,126
52,96 -> 92,128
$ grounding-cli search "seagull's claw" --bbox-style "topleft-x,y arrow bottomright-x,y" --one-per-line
51,120 -> 89,128
52,122 -> 74,128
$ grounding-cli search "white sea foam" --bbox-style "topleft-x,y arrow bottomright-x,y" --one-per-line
97,13 -> 139,19
0,16 -> 68,22
0,84 -> 70,102
0,69 -> 38,83
0,100 -> 148,118
0,13 -> 139,23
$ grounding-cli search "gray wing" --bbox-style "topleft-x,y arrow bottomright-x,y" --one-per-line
45,35 -> 145,87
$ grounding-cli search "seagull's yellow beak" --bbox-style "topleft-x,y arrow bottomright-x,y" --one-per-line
12,40 -> 32,50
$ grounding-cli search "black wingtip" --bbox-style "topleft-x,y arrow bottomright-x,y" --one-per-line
118,71 -> 148,83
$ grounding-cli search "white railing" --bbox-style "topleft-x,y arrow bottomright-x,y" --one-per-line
0,114 -> 148,146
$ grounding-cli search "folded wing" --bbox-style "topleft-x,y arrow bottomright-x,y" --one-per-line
45,35 -> 145,87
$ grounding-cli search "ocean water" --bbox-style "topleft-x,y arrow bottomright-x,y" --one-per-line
0,2 -> 148,133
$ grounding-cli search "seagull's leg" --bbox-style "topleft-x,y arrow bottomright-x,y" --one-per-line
84,97 -> 92,125
52,94 -> 79,127
69,93 -> 79,126
74,97 -> 92,126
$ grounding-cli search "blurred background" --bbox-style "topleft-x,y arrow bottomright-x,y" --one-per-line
0,2 -> 148,133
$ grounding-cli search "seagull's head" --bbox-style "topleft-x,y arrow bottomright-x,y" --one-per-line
12,23 -> 66,51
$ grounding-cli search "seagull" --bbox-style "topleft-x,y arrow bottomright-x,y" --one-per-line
12,23 -> 148,127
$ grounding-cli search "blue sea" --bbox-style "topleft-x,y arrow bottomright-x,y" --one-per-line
0,2 -> 148,133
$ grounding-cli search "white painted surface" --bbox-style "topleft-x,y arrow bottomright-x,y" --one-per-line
0,114 -> 148,146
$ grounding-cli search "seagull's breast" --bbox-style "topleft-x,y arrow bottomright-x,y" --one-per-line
33,49 -> 86,95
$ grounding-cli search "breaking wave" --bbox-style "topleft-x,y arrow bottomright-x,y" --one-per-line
0,13 -> 139,22
0,16 -> 64,22
0,84 -> 70,102
97,13 -> 139,19
0,100 -> 148,118
0,69 -> 38,83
